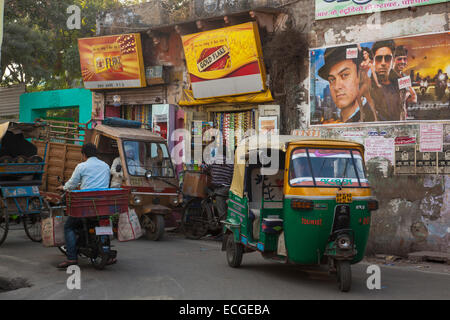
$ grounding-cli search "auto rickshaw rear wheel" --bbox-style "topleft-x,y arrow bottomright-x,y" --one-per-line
336,260 -> 352,292
141,214 -> 164,241
226,233 -> 243,268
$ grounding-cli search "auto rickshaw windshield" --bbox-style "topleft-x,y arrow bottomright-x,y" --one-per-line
123,140 -> 175,177
289,148 -> 369,188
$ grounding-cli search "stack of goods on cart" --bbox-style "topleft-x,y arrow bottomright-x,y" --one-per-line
0,122 -> 43,182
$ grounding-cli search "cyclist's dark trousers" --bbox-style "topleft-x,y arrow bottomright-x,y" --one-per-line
214,186 -> 230,220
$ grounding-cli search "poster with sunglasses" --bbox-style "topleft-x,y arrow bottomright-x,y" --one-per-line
309,32 -> 450,126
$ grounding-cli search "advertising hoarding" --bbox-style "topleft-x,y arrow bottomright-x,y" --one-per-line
181,22 -> 267,99
310,32 -> 449,125
78,33 -> 146,89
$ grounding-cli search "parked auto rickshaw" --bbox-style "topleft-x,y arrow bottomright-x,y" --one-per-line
222,135 -> 378,292
35,118 -> 180,241
88,122 -> 179,241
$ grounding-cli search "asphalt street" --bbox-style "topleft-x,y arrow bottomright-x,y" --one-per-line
0,229 -> 449,300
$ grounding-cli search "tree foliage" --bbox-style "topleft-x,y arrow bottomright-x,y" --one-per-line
1,0 -> 138,90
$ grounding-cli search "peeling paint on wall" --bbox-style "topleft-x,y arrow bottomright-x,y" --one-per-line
323,13 -> 448,46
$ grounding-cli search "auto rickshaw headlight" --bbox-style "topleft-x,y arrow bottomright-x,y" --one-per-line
291,199 -> 314,210
368,200 -> 379,211
171,196 -> 178,205
133,195 -> 142,205
337,235 -> 352,250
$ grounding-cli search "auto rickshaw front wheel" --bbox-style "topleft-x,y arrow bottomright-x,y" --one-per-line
141,214 -> 164,241
226,233 -> 243,268
336,260 -> 352,292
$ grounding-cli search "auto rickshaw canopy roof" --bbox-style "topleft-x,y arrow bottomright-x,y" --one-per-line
93,124 -> 166,142
230,135 -> 365,198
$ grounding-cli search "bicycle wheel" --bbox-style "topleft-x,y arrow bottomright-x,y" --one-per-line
181,198 -> 208,240
23,214 -> 42,242
0,206 -> 9,246
23,198 -> 51,242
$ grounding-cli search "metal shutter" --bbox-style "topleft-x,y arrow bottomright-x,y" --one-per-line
0,84 -> 26,121
103,86 -> 166,105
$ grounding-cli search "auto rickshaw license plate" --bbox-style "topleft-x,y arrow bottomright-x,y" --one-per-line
336,193 -> 352,203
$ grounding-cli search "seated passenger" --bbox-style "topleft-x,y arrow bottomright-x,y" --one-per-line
125,146 -> 145,176
110,156 -> 123,188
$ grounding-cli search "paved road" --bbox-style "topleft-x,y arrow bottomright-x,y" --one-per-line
1,230 -> 449,300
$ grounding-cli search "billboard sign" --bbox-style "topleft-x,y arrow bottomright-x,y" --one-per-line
181,22 -> 267,99
310,32 -> 450,125
78,33 -> 146,89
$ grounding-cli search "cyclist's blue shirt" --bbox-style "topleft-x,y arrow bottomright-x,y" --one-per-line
63,157 -> 110,191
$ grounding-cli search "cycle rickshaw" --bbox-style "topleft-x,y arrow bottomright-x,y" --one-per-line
0,122 -> 50,246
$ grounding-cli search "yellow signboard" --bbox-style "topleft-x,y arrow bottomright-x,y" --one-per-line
182,22 -> 267,99
78,33 -> 146,89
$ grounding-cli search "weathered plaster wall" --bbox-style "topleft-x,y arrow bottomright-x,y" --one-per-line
314,124 -> 450,255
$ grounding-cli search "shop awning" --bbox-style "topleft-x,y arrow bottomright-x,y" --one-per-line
178,88 -> 274,107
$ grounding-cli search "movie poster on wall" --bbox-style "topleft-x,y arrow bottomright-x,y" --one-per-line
309,32 -> 449,126
315,0 -> 447,20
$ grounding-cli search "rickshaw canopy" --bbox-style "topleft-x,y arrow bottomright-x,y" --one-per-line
93,124 -> 166,142
230,135 -> 365,198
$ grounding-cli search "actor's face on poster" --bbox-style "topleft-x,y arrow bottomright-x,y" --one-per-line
373,47 -> 393,82
328,60 -> 359,111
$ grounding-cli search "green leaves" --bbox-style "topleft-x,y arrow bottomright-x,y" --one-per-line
1,0 -> 130,90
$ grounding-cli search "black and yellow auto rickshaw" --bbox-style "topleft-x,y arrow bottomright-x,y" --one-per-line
222,136 -> 378,292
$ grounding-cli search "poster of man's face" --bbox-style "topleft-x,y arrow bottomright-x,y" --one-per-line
310,32 -> 450,125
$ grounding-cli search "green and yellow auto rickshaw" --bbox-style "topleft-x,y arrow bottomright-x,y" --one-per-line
222,136 -> 378,292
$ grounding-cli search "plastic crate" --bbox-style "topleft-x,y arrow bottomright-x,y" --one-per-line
67,188 -> 129,218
